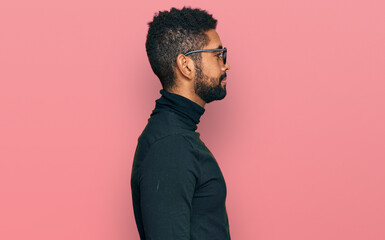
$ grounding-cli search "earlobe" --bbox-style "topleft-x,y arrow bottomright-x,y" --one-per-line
176,54 -> 194,80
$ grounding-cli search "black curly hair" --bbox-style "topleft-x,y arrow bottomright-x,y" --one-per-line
145,7 -> 217,91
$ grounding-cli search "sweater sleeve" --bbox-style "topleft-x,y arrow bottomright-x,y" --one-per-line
138,135 -> 199,240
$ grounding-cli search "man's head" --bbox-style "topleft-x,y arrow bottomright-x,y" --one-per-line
146,7 -> 230,105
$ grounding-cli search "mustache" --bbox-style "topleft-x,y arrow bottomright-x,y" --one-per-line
219,73 -> 227,82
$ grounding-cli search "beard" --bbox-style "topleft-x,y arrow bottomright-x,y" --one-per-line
194,65 -> 227,104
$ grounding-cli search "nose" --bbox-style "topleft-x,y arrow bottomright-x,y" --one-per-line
223,61 -> 230,72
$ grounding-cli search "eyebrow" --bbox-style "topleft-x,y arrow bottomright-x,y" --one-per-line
210,45 -> 223,54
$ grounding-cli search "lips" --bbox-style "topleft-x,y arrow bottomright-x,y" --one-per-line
220,73 -> 227,81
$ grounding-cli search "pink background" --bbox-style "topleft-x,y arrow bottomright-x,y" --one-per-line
1,0 -> 384,239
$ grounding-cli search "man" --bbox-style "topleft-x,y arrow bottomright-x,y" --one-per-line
131,7 -> 231,240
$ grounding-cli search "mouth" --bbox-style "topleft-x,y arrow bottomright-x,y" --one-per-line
220,73 -> 227,82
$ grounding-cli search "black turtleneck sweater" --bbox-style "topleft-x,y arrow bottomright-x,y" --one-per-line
131,90 -> 231,240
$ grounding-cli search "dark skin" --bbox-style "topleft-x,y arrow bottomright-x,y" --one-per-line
171,29 -> 231,108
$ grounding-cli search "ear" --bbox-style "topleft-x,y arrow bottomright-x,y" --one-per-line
176,54 -> 195,80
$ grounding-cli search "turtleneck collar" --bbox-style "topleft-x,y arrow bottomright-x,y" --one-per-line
151,90 -> 205,130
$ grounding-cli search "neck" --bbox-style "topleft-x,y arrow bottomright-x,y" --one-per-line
167,88 -> 206,108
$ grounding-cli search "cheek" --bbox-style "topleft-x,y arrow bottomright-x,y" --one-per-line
208,62 -> 223,77
202,57 -> 222,77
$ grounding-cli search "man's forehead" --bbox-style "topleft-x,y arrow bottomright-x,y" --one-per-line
204,29 -> 223,49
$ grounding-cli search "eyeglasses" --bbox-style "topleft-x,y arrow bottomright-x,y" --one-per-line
183,48 -> 227,65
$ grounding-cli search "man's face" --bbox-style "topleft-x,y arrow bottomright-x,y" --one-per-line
194,29 -> 230,104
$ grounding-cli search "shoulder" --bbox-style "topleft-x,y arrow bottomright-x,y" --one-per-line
143,134 -> 200,167
132,133 -> 205,187
149,134 -> 196,156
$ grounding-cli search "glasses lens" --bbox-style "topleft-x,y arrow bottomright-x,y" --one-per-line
223,49 -> 227,65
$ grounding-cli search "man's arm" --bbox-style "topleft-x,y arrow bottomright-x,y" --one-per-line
139,135 -> 199,240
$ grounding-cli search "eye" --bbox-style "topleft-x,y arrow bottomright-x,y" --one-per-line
216,53 -> 222,58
